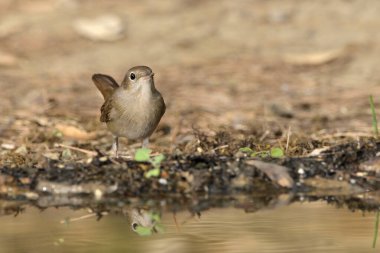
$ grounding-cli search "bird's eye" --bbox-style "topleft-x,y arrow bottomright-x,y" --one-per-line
132,223 -> 138,231
130,73 -> 136,80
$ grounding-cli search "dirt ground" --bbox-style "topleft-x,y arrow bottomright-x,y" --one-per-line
1,0 -> 380,201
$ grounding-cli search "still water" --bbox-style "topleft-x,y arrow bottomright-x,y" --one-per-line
0,201 -> 377,253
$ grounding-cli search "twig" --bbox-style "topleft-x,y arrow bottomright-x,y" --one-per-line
60,213 -> 97,224
56,143 -> 97,156
259,130 -> 270,142
285,126 -> 291,154
213,144 -> 229,151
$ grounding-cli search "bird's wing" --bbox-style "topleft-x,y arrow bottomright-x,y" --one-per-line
100,97 -> 114,122
92,74 -> 119,100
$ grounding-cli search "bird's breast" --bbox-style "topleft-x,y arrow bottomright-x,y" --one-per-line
106,90 -> 164,140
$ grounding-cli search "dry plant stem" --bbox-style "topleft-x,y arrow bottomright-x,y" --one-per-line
286,126 -> 291,154
129,142 -> 142,148
56,143 -> 97,156
213,144 -> 229,151
259,130 -> 270,142
60,212 -> 109,224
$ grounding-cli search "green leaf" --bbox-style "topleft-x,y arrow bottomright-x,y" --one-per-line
149,212 -> 161,222
250,151 -> 258,157
135,226 -> 153,236
239,147 -> 253,153
145,167 -> 160,178
135,148 -> 152,161
270,147 -> 284,158
251,151 -> 268,158
152,154 -> 165,166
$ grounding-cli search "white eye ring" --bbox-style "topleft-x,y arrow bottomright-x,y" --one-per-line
130,73 -> 136,81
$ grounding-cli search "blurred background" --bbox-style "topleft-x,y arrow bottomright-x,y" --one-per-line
1,0 -> 380,153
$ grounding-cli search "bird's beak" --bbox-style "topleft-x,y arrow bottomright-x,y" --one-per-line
140,73 -> 154,81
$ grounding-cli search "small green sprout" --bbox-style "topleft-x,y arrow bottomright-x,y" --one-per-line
239,146 -> 284,158
270,147 -> 284,158
251,151 -> 269,158
239,147 -> 254,153
152,154 -> 165,167
135,226 -> 153,236
134,148 -> 165,178
135,148 -> 152,161
134,211 -> 164,236
145,167 -> 160,178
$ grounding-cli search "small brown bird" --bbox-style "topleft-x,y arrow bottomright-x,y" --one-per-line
92,66 -> 166,157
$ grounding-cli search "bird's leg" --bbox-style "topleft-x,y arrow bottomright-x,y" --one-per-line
111,136 -> 119,157
142,138 -> 149,149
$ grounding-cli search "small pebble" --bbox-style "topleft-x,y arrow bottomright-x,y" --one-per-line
94,189 -> 103,200
355,172 -> 367,177
24,192 -> 39,200
1,143 -> 15,150
44,152 -> 60,160
15,145 -> 28,155
73,14 -> 124,42
0,16 -> 24,38
99,156 -> 108,162
0,51 -> 19,67
158,178 -> 167,185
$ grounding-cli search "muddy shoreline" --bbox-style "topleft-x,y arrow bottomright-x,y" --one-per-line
0,139 -> 379,203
